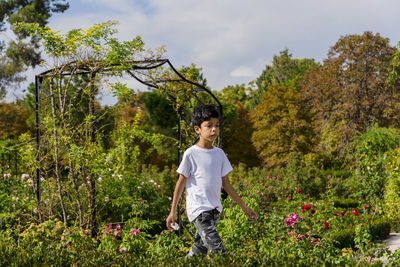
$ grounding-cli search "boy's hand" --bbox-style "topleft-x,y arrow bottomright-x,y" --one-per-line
166,212 -> 176,230
242,205 -> 258,221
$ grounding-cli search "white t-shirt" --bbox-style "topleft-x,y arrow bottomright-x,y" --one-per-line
177,145 -> 233,222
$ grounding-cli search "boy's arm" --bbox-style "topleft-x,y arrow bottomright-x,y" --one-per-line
166,174 -> 186,230
222,175 -> 258,221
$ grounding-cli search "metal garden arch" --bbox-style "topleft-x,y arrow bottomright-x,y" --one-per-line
34,58 -> 223,236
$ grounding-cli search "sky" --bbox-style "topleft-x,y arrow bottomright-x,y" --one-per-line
4,0 -> 400,105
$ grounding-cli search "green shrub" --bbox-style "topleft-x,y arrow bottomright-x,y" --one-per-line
330,227 -> 355,249
333,198 -> 359,209
367,218 -> 391,241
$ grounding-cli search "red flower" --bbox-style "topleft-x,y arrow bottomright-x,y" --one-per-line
340,210 -> 346,216
311,209 -> 316,214
352,208 -> 359,216
296,189 -> 301,194
301,205 -> 312,212
324,221 -> 329,230
364,206 -> 369,210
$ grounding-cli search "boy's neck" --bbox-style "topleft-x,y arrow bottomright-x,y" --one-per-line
196,139 -> 214,150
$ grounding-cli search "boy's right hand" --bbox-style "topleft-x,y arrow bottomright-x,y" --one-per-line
166,212 -> 176,230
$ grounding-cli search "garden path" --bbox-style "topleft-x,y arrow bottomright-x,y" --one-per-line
382,233 -> 400,252
378,233 -> 400,265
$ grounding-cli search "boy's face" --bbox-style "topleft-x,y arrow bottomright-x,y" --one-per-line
194,117 -> 219,143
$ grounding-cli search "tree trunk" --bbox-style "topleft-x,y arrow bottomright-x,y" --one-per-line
88,71 -> 97,236
50,78 -> 67,224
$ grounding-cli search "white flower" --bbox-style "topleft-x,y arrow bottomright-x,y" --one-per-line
149,179 -> 154,183
21,174 -> 29,180
119,246 -> 127,252
27,179 -> 34,187
168,197 -> 172,201
33,208 -> 38,214
12,196 -> 16,201
105,197 -> 110,203
108,168 -> 112,171
98,177 -> 102,182
112,174 -> 116,178
40,177 -> 45,182
141,182 -> 145,185
367,166 -> 370,170
157,185 -> 161,188
137,186 -> 141,189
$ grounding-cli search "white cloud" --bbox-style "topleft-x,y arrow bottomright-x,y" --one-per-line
230,66 -> 256,78
7,0 -> 400,104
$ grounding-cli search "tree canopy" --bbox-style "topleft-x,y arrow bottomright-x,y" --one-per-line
0,0 -> 69,99
302,31 -> 400,157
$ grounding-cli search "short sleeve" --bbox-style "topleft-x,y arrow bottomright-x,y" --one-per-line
177,151 -> 191,178
221,151 -> 233,177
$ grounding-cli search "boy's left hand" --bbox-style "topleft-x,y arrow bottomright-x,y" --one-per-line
242,205 -> 258,221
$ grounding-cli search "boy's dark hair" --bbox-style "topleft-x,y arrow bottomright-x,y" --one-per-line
191,105 -> 220,127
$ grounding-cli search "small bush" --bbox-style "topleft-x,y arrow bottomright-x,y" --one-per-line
330,228 -> 355,249
333,198 -> 359,209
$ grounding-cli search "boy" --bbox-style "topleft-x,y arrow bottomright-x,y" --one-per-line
166,104 -> 258,258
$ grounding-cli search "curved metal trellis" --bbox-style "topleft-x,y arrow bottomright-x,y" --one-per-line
34,58 -> 223,236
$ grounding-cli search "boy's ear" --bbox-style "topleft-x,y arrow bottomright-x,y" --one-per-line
194,125 -> 200,134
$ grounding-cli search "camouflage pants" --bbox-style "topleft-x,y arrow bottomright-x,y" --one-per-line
186,209 -> 227,258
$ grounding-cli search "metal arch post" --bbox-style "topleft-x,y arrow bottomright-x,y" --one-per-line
396,137 -> 400,174
177,107 -> 183,237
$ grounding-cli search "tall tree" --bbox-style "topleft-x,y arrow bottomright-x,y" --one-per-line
249,49 -> 318,109
302,32 -> 400,157
0,0 -> 69,99
216,84 -> 260,166
250,84 -> 314,168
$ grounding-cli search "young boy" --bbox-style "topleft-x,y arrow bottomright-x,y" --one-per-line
166,104 -> 258,258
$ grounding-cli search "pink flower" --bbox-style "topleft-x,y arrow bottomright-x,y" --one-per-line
311,239 -> 316,243
296,189 -> 301,194
290,174 -> 293,178
85,230 -> 90,236
269,185 -> 274,189
293,180 -> 299,184
288,230 -> 293,236
327,174 -> 332,179
129,228 -> 140,236
68,231 -> 73,235
285,213 -> 300,228
272,176 -> 277,180
266,176 -> 270,180
115,224 -> 121,231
